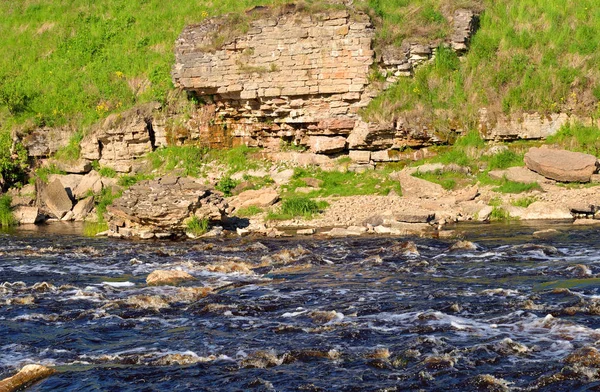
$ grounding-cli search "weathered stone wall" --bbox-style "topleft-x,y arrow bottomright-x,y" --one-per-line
172,6 -> 375,153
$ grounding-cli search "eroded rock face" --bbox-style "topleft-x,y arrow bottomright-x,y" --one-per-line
106,176 -> 227,238
80,102 -> 166,172
524,147 -> 598,182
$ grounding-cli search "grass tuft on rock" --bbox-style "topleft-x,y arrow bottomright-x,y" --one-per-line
186,216 -> 209,236
267,196 -> 328,220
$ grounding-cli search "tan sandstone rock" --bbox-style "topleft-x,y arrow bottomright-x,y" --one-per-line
0,364 -> 55,392
231,189 -> 280,210
146,270 -> 196,286
524,147 -> 598,182
42,179 -> 73,219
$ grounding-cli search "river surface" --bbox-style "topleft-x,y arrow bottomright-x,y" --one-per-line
2,222 -> 600,391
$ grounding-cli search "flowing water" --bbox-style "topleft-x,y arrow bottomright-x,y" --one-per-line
3,222 -> 600,391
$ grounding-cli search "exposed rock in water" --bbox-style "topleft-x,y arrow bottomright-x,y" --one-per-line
124,295 -> 170,310
203,261 -> 254,275
524,147 -> 598,182
309,310 -> 344,324
0,364 -> 55,392
150,354 -> 217,366
564,347 -> 600,367
106,176 -> 227,238
449,240 -> 477,251
240,351 -> 286,369
471,374 -> 511,392
146,270 -> 196,286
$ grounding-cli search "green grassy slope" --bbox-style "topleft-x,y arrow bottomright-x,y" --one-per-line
364,0 -> 600,129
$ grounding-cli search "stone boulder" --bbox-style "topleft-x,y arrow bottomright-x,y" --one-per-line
0,364 -> 55,392
394,170 -> 445,199
524,147 -> 598,182
72,196 -> 95,221
73,171 -> 103,199
230,188 -> 279,211
106,177 -> 227,238
49,159 -> 91,174
146,270 -> 196,286
42,179 -> 73,219
13,206 -> 41,225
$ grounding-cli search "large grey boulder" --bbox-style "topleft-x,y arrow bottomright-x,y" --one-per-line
42,180 -> 73,219
106,177 -> 227,238
72,196 -> 95,221
73,171 -> 102,199
524,147 -> 598,182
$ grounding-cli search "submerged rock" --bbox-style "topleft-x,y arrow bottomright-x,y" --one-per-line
564,347 -> 600,367
203,261 -> 254,274
449,240 -> 477,251
471,374 -> 510,391
0,364 -> 55,392
146,270 -> 196,286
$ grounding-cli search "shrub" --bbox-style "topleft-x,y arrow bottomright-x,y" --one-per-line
0,130 -> 28,189
216,176 -> 239,196
0,195 -> 15,227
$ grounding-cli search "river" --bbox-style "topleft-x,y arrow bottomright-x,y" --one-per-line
2,222 -> 600,391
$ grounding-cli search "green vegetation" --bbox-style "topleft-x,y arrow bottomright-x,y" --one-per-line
54,131 -> 83,161
484,149 -> 523,170
0,130 -> 28,189
186,216 -> 209,236
547,123 -> 600,157
117,173 -> 154,187
83,221 -> 108,237
215,176 -> 239,196
267,196 -> 328,220
364,0 -> 600,130
511,196 -> 537,207
0,195 -> 16,227
95,187 -> 122,222
30,165 -> 65,184
98,166 -> 117,178
413,169 -> 470,190
490,206 -> 511,221
284,167 -> 402,197
147,146 -> 206,177
493,179 -> 541,194
235,205 -> 263,218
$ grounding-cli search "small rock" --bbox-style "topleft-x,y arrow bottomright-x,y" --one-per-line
533,229 -> 559,238
564,346 -> 600,367
146,270 -> 196,286
231,188 -> 279,209
573,219 -> 600,225
270,169 -> 294,185
450,240 -> 476,251
297,228 -> 316,235
301,177 -> 324,188
374,225 -> 392,234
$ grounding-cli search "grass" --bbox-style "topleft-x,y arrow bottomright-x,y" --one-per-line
147,145 -> 207,177
363,0 -> 600,130
0,195 -> 16,227
0,0 -> 481,132
83,221 -> 108,237
117,173 -> 154,187
29,165 -> 66,184
267,196 -> 328,220
546,123 -> 600,157
484,149 -> 524,170
284,167 -> 402,197
490,206 -> 511,221
54,131 -> 83,161
412,169 -> 471,190
511,196 -> 537,207
493,179 -> 541,194
95,187 -> 122,223
186,216 -> 209,236
235,205 -> 263,217
98,166 -> 117,178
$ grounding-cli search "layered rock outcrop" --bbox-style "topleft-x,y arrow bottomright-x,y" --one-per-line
105,176 -> 227,238
172,4 -> 479,161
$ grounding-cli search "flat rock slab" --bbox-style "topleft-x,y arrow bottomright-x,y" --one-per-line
488,166 -> 548,184
524,147 -> 598,182
507,201 -> 573,220
42,179 -> 73,219
396,170 -> 445,199
394,210 -> 435,223
232,189 -> 280,210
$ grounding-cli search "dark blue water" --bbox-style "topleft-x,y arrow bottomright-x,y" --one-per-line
3,222 -> 600,391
